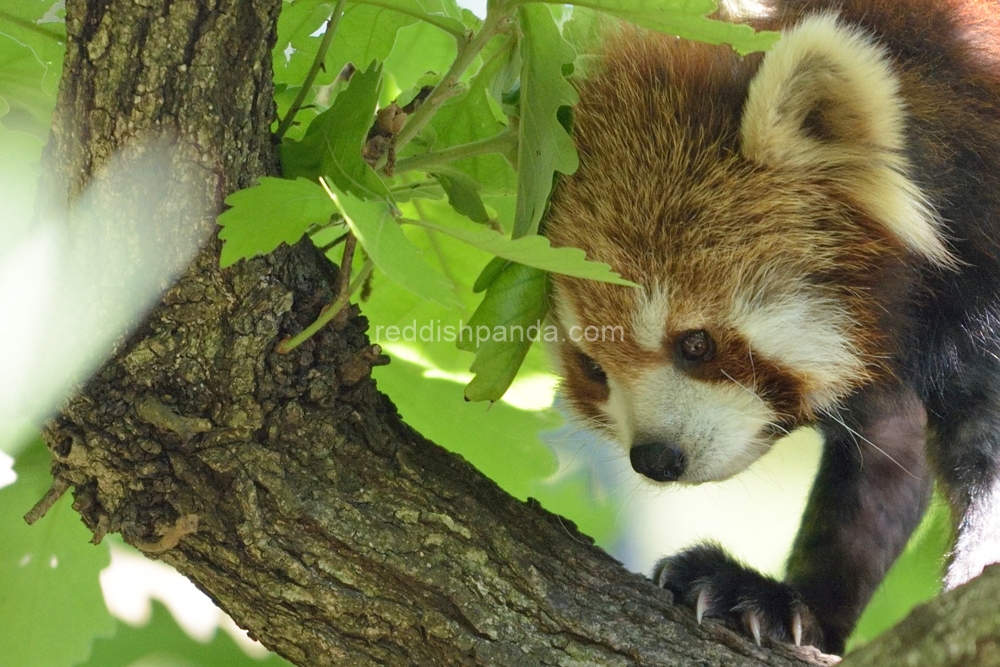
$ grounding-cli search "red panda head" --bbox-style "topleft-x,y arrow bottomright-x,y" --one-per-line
545,15 -> 952,483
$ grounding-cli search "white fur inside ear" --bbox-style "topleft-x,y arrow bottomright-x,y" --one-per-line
740,13 -> 953,266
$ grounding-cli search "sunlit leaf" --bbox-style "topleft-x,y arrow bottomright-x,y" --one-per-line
471,255 -> 507,293
384,20 -> 458,94
273,0 -> 469,137
79,600 -> 292,667
281,61 -> 391,200
513,5 -> 579,238
0,2 -> 65,137
425,33 -> 518,193
373,357 -> 620,543
554,0 -> 780,55
331,185 -> 463,309
275,1 -> 409,91
0,440 -> 116,667
358,195 -> 498,374
412,215 -> 636,285
435,172 -> 490,223
217,177 -> 339,267
460,262 -> 549,401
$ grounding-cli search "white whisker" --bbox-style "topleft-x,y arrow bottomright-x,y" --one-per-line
821,410 -> 923,480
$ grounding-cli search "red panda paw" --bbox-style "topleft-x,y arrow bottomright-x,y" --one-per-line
653,542 -> 820,649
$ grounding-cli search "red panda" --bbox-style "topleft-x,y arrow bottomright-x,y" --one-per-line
543,0 -> 1000,654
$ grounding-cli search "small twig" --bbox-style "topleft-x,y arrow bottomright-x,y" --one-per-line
340,343 -> 391,385
317,230 -> 350,254
277,258 -> 375,353
337,232 -> 358,296
274,0 -> 348,141
91,514 -> 111,545
392,8 -> 514,154
24,477 -> 71,525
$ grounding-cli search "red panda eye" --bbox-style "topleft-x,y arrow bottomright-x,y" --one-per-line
577,352 -> 607,384
679,329 -> 714,362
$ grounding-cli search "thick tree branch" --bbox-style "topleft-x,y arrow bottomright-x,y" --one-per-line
840,566 -> 1000,667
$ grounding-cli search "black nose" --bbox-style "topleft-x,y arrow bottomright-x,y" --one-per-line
630,441 -> 687,482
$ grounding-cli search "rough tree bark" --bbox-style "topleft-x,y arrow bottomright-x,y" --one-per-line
32,1 -> 997,666
839,565 -> 1000,667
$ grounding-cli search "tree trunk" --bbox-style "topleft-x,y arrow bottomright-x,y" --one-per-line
35,1 -> 971,666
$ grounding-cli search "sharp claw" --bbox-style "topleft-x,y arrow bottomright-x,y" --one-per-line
792,609 -> 803,647
743,610 -> 762,646
695,588 -> 710,625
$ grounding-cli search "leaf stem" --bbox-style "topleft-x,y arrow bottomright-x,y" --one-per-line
274,0 -> 348,142
393,7 -> 514,153
393,128 -> 517,174
350,0 -> 466,38
277,258 -> 375,353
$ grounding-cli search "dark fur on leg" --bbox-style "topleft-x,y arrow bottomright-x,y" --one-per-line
788,386 -> 931,653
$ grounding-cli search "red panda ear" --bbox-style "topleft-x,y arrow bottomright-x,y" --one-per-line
740,14 -> 954,267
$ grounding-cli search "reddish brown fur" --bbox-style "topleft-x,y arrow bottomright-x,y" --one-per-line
545,27 -> 910,423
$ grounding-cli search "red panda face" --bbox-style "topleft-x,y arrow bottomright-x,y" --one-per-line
545,16 -> 950,483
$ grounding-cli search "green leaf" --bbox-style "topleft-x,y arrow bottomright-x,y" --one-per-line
426,33 -> 518,192
281,61 -> 392,200
356,195 -> 496,374
560,5 -> 611,60
0,3 -> 65,138
79,600 -> 292,667
0,115 -> 45,242
472,256 -> 508,293
0,440 -> 116,667
374,357 -> 558,497
354,0 -> 467,36
557,0 -> 780,55
275,1 -> 409,92
411,216 -> 637,285
383,20 -> 458,94
273,0 -> 467,136
273,0 -> 333,89
217,177 -> 339,267
435,172 -> 490,223
514,5 -> 579,238
331,185 -> 464,309
460,262 -> 549,401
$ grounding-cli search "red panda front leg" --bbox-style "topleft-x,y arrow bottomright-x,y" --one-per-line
655,386 -> 931,654
785,386 -> 931,653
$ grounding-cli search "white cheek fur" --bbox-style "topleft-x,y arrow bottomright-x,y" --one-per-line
601,365 -> 779,483
729,291 -> 867,414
